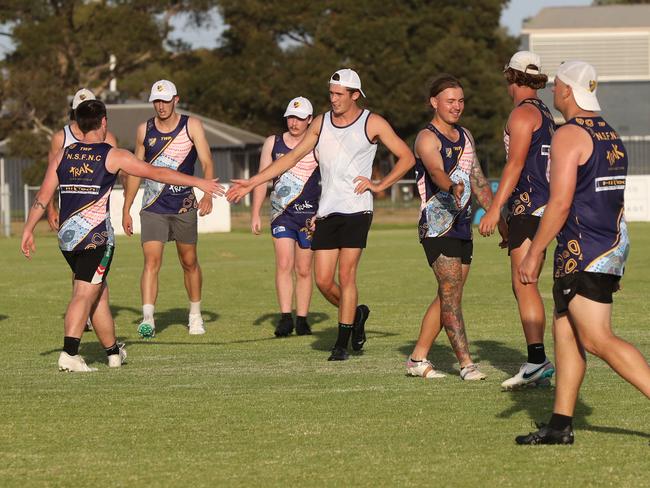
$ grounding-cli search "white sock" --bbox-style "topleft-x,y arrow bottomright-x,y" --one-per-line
143,304 -> 155,323
189,301 -> 201,316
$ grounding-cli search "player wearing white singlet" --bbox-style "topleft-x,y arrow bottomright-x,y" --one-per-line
228,68 -> 415,361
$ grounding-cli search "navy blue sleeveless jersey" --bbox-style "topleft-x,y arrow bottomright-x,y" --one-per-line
57,142 -> 117,251
141,115 -> 198,214
416,124 -> 474,241
554,116 -> 629,279
269,134 -> 320,230
505,98 -> 556,217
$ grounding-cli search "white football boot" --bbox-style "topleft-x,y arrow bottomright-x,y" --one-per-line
406,358 -> 446,379
501,360 -> 555,390
108,343 -> 127,368
460,363 -> 487,381
188,314 -> 205,335
58,352 -> 97,372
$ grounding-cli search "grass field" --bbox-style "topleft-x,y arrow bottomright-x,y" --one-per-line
1,222 -> 649,487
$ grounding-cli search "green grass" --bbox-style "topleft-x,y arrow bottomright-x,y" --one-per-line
1,224 -> 649,487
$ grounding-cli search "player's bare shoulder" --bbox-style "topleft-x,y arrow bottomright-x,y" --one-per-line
415,126 -> 441,156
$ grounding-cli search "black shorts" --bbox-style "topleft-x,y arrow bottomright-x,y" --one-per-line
508,214 -> 541,254
62,245 -> 114,285
311,212 -> 373,250
422,237 -> 473,266
552,271 -> 620,314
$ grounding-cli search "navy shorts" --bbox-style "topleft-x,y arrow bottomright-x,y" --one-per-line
271,223 -> 313,249
552,271 -> 620,314
422,237 -> 473,266
508,214 -> 541,255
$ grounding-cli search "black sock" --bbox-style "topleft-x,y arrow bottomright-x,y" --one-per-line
281,313 -> 293,321
548,413 -> 573,431
334,323 -> 353,349
527,343 -> 546,364
296,315 -> 308,325
105,342 -> 119,357
63,336 -> 81,356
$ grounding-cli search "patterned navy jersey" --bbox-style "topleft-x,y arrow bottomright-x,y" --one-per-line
505,98 -> 556,217
57,142 -> 117,251
269,134 -> 320,232
141,115 -> 198,214
554,116 -> 629,279
415,124 -> 473,241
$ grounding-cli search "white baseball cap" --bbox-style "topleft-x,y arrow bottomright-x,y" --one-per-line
329,68 -> 366,97
149,79 -> 177,102
283,96 -> 313,119
72,88 -> 96,109
556,61 -> 600,111
504,51 -> 542,75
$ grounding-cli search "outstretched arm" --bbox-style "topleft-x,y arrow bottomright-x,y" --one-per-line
353,114 -> 415,194
107,148 -> 223,198
250,136 -> 275,234
226,116 -> 322,203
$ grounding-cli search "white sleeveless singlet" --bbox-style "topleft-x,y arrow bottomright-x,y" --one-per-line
314,110 -> 378,218
62,124 -> 81,148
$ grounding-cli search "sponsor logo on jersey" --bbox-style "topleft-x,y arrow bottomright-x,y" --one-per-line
169,185 -> 188,193
68,163 -> 94,177
293,201 -> 314,212
595,175 -> 626,192
606,144 -> 625,166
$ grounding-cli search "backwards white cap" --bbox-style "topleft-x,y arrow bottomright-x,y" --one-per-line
329,68 -> 366,97
505,51 -> 542,75
72,88 -> 96,109
283,96 -> 313,119
148,80 -> 177,102
556,61 -> 600,111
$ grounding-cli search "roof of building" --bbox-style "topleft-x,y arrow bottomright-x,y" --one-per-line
106,103 -> 265,150
523,5 -> 650,31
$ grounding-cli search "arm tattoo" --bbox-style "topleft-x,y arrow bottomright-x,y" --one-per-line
470,156 -> 493,211
32,198 -> 46,210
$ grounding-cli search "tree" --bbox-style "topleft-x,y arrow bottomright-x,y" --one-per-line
0,0 -> 215,183
176,0 -> 517,175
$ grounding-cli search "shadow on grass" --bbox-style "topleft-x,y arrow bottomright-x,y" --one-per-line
310,326 -> 399,352
475,340 -> 650,440
0,314 -> 7,321
136,308 -> 220,334
253,311 -> 330,332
